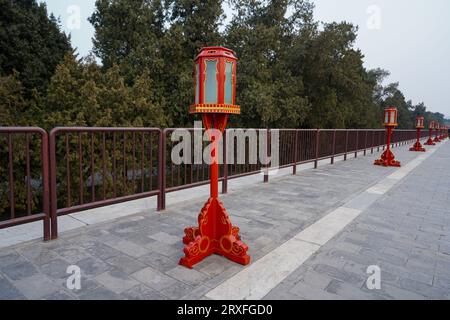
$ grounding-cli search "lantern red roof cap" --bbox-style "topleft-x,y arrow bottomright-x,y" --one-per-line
195,46 -> 237,60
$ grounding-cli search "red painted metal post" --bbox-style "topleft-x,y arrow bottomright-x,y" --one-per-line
371,130 -> 375,154
331,130 -> 336,164
344,130 -> 348,161
314,129 -> 320,169
293,130 -> 298,174
49,129 -> 58,239
41,131 -> 51,241
363,130 -> 368,156
158,129 -> 166,211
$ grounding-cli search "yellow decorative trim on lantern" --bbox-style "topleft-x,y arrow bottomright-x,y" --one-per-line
189,104 -> 241,115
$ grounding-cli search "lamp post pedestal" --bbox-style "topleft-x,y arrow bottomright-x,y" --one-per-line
425,128 -> 435,146
375,126 -> 401,167
179,47 -> 250,269
410,128 -> 425,152
434,129 -> 441,143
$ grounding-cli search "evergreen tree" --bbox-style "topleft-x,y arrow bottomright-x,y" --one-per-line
0,0 -> 71,95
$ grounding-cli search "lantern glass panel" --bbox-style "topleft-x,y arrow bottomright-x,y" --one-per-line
390,110 -> 396,124
384,112 -> 389,124
224,62 -> 233,105
204,60 -> 218,104
195,63 -> 200,104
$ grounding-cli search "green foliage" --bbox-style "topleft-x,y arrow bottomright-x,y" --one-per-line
42,53 -> 168,130
0,0 -> 71,96
0,0 -> 445,129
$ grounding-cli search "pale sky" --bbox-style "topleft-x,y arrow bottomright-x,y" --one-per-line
42,0 -> 450,118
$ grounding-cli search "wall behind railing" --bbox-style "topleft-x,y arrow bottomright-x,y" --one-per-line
0,127 -> 432,241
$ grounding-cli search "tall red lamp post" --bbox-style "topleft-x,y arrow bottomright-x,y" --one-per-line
409,116 -> 426,152
179,47 -> 250,269
434,123 -> 441,143
425,121 -> 436,146
374,107 -> 401,167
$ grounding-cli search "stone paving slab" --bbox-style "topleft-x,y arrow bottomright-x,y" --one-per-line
0,140 -> 447,299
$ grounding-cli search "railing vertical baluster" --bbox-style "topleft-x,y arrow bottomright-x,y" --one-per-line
26,133 -> 31,215
91,133 -> 95,202
78,132 -> 83,205
65,134 -> 71,208
8,134 -> 15,219
158,129 -> 166,211
123,132 -> 127,189
141,132 -> 144,193
132,132 -> 136,192
149,132 -> 153,191
41,130 -> 50,240
364,130 -> 368,156
113,132 -> 117,198
49,129 -> 58,239
314,129 -> 320,169
331,130 -> 336,164
293,130 -> 298,174
355,130 -> 359,158
371,130 -> 375,154
344,130 -> 348,161
103,132 -> 107,200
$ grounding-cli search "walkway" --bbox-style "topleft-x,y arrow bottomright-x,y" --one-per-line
0,140 -> 449,299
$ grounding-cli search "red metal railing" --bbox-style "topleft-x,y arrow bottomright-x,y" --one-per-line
49,128 -> 161,238
0,127 -> 50,240
1,127 -> 428,241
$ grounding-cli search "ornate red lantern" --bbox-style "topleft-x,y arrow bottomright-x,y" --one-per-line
374,107 -> 401,167
434,122 -> 441,143
179,47 -> 250,269
409,116 -> 426,152
425,120 -> 436,146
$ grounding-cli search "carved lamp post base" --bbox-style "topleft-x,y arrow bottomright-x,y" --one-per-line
424,138 -> 436,146
409,141 -> 426,152
179,197 -> 250,269
374,149 -> 401,167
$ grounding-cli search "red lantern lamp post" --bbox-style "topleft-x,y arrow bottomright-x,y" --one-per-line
434,123 -> 441,143
440,125 -> 445,140
179,47 -> 250,269
409,116 -> 426,152
425,120 -> 436,146
374,107 -> 401,167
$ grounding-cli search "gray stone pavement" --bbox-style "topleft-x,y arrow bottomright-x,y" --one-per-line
0,140 -> 449,299
264,141 -> 450,300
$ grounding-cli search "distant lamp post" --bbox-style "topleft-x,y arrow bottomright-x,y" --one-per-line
434,123 -> 442,143
425,120 -> 436,146
180,47 -> 250,269
374,107 -> 401,167
409,116 -> 426,152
